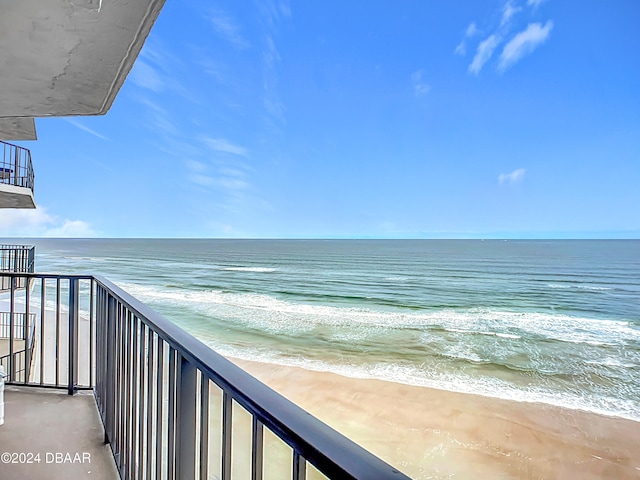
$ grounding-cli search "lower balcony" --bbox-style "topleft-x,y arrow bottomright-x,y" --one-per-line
0,140 -> 35,209
0,273 -> 409,480
0,244 -> 35,291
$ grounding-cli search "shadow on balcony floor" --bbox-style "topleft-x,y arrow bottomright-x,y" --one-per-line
0,386 -> 118,479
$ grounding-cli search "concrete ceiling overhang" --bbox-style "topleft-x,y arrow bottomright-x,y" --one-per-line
0,0 -> 165,140
0,118 -> 37,140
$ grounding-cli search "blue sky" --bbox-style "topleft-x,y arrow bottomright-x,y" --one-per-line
2,0 -> 639,238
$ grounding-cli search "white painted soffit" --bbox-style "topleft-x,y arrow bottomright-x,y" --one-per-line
0,0 -> 165,118
0,118 -> 37,141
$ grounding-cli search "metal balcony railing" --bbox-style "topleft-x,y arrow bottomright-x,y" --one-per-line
0,244 -> 35,291
0,272 -> 410,480
0,244 -> 35,272
0,311 -> 36,382
1,140 -> 35,192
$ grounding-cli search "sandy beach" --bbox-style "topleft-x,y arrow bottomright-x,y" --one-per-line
230,358 -> 640,479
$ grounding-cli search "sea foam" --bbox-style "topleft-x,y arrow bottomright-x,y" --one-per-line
113,280 -> 640,421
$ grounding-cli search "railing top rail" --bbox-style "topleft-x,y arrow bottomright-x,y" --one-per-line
0,244 -> 35,250
0,140 -> 26,149
94,274 -> 409,479
1,272 -> 93,280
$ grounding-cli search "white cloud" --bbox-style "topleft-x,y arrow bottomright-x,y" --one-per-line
262,34 -> 287,127
209,10 -> 250,49
263,97 -> 286,123
186,160 -> 207,172
186,156 -> 250,196
188,174 -> 215,187
218,167 -> 247,178
129,61 -> 165,92
197,57 -> 228,83
140,42 -> 181,73
202,137 -> 248,156
214,178 -> 249,191
65,118 -> 108,140
410,70 -> 431,97
258,0 -> 292,28
501,2 -> 521,26
131,41 -> 196,105
134,97 -> 166,115
0,207 -> 98,237
263,35 -> 280,80
45,220 -> 97,238
132,96 -> 178,136
185,159 -> 214,189
0,208 -> 54,233
498,168 -> 526,185
499,21 -> 553,72
455,22 -> 479,56
150,115 -> 178,136
469,34 -> 500,74
527,0 -> 546,8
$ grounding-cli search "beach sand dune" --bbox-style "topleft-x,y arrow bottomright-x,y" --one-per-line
231,358 -> 640,480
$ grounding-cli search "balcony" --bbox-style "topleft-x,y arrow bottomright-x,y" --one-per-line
0,244 -> 35,291
0,141 -> 35,208
0,273 -> 409,479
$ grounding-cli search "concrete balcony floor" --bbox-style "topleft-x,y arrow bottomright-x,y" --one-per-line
0,386 -> 118,479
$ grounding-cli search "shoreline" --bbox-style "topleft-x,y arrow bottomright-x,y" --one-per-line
229,357 -> 640,479
222,351 -> 639,423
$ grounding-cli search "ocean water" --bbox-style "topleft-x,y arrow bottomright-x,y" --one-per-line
27,239 -> 640,421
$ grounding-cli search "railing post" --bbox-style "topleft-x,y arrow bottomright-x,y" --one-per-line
9,276 -> 16,382
89,280 -> 94,388
28,246 -> 35,273
13,144 -> 19,187
251,417 -> 264,480
200,378 -> 210,480
24,278 -> 31,385
222,391 -> 233,480
68,278 -> 79,395
167,348 -> 177,480
105,293 -> 116,444
178,356 -> 197,480
293,452 -> 307,480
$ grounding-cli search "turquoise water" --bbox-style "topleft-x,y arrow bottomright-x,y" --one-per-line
27,239 -> 640,421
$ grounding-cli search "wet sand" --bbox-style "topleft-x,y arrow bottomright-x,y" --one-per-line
230,358 -> 640,479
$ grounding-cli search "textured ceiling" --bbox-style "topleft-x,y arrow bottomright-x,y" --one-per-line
0,0 -> 165,140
